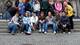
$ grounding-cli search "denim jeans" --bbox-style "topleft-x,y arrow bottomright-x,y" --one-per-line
8,23 -> 17,33
44,22 -> 58,32
23,24 -> 32,33
3,11 -> 12,20
39,23 -> 45,31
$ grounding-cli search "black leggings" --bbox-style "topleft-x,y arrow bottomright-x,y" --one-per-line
69,16 -> 74,29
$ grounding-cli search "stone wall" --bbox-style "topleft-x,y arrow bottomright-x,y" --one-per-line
77,0 -> 80,17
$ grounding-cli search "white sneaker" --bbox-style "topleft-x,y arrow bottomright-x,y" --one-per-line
44,32 -> 47,34
53,31 -> 56,34
21,32 -> 24,34
39,29 -> 41,32
68,32 -> 71,34
42,29 -> 44,32
27,32 -> 31,34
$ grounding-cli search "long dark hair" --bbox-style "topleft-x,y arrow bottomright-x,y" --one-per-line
68,2 -> 73,8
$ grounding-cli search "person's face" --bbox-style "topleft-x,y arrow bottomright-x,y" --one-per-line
25,13 -> 29,16
41,12 -> 44,16
35,0 -> 39,4
56,0 -> 61,2
19,0 -> 22,3
64,2 -> 67,7
62,12 -> 65,16
32,13 -> 36,17
48,0 -> 52,2
48,12 -> 52,17
16,13 -> 19,17
48,0 -> 54,5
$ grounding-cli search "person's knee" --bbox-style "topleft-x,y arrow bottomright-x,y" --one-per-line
53,23 -> 57,28
13,24 -> 17,29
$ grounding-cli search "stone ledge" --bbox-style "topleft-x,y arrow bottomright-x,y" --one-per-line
73,19 -> 80,21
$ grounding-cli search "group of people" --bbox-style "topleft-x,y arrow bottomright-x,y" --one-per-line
6,0 -> 74,35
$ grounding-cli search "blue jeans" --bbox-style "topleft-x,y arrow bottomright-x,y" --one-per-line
8,23 -> 17,33
44,23 -> 58,32
3,11 -> 12,20
23,24 -> 32,33
39,23 -> 45,30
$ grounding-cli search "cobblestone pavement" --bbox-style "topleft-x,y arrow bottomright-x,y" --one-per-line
0,32 -> 80,45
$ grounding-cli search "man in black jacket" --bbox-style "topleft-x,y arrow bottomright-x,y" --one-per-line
59,12 -> 71,34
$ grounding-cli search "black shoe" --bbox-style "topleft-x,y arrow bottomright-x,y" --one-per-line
11,33 -> 16,35
11,32 -> 16,35
8,32 -> 11,33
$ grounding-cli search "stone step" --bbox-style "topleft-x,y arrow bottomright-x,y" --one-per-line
0,20 -> 8,23
0,23 -> 8,26
0,19 -> 80,33
73,19 -> 80,25
0,29 -> 80,33
0,29 -> 8,33
73,19 -> 80,21
74,21 -> 80,25
74,24 -> 80,29
72,29 -> 80,32
0,26 -> 8,29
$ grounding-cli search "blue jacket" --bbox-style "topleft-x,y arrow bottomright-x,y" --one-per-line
22,16 -> 31,25
24,3 -> 31,12
18,2 -> 25,15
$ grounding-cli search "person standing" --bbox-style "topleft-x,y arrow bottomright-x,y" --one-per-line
3,0 -> 13,19
48,0 -> 55,16
64,1 -> 74,29
18,0 -> 25,16
54,0 -> 63,16
33,0 -> 40,16
41,0 -> 50,16
4,0 -> 13,10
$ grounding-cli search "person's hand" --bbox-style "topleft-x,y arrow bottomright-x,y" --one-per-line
63,24 -> 66,27
43,20 -> 45,22
9,22 -> 12,24
19,8 -> 21,10
39,20 -> 43,23
41,21 -> 43,23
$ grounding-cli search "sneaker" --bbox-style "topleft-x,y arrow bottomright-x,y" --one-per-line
39,29 -> 42,33
8,31 -> 11,33
11,31 -> 16,35
68,32 -> 71,34
53,31 -> 56,34
42,29 -> 44,32
11,32 -> 16,35
44,32 -> 47,34
21,32 -> 24,34
26,32 -> 31,35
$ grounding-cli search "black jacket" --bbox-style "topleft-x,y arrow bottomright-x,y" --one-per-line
60,15 -> 70,25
